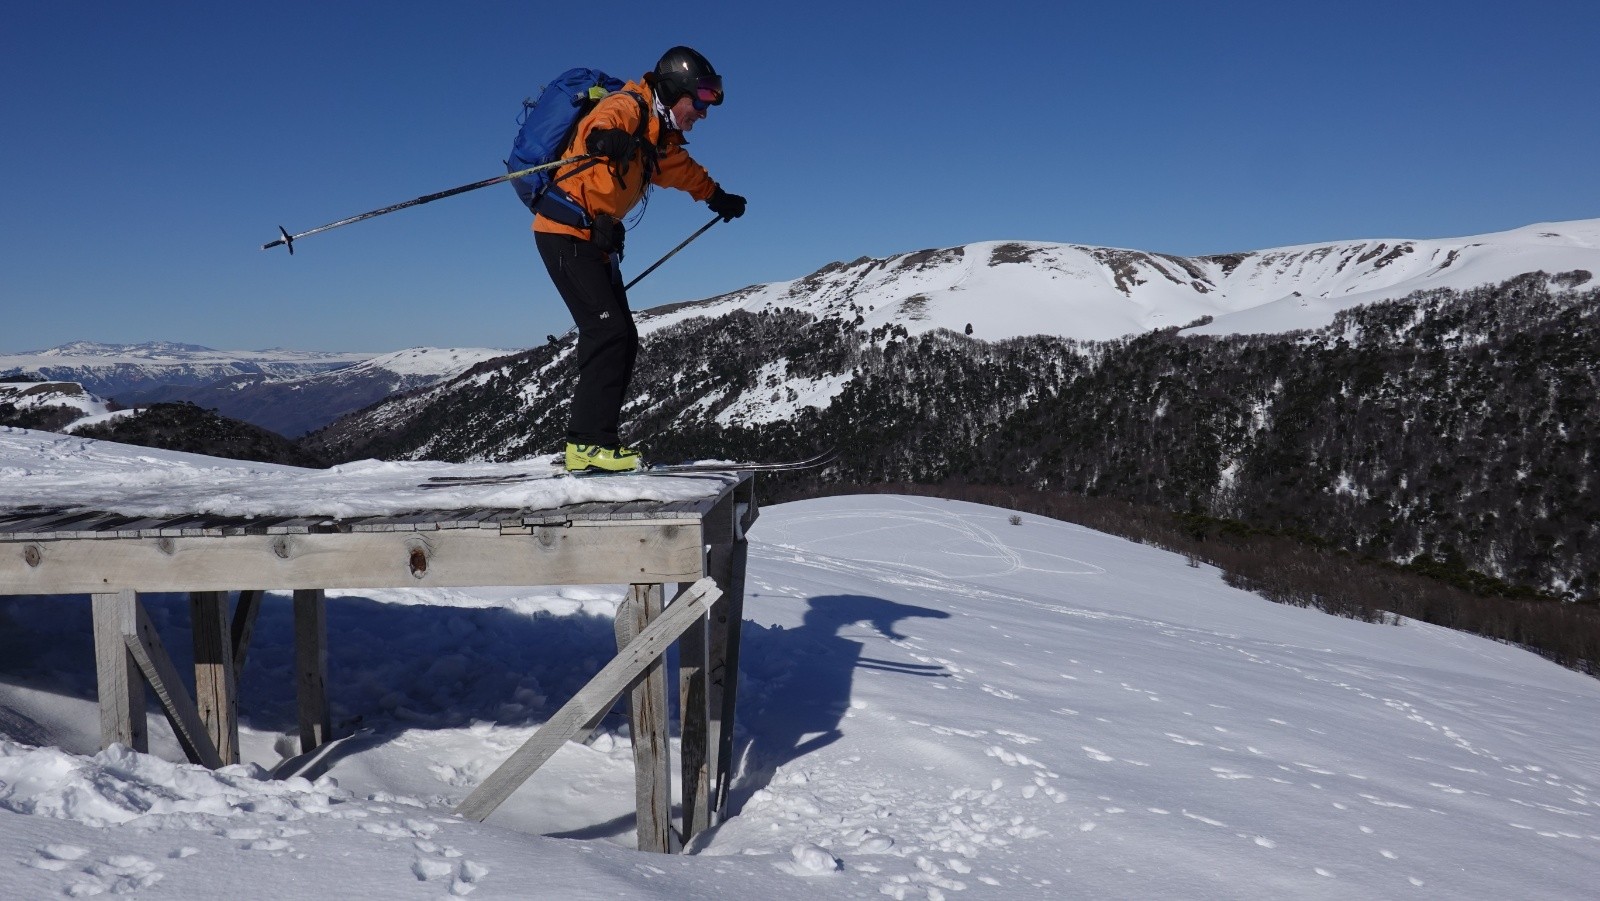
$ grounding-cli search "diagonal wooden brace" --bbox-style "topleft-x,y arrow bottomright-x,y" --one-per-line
454,578 -> 721,824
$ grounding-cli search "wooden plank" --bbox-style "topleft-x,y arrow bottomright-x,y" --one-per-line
190,591 -> 239,765
122,595 -> 225,769
99,516 -> 172,538
231,589 -> 264,674
455,579 -> 721,825
91,591 -> 147,753
619,584 -> 674,853
8,510 -> 104,539
677,581 -> 712,844
293,589 -> 331,753
0,521 -> 706,594
265,517 -> 324,535
152,514 -> 216,537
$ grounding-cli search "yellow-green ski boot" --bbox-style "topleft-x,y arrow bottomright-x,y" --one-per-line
565,442 -> 643,473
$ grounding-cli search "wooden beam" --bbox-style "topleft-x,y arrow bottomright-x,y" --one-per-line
190,591 -> 239,765
231,589 -> 264,674
619,584 -> 674,853
293,589 -> 331,753
91,591 -> 146,753
120,595 -> 224,769
0,521 -> 705,594
455,579 -> 721,825
677,582 -> 711,844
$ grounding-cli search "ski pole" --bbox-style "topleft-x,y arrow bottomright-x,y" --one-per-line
624,215 -> 723,290
261,154 -> 596,254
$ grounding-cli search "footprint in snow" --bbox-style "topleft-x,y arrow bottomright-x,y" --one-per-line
772,843 -> 842,876
27,843 -> 90,871
62,853 -> 164,896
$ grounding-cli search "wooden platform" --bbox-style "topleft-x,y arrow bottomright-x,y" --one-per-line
0,475 -> 758,852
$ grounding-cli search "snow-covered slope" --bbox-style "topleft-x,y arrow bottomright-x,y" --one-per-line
639,218 -> 1600,342
2,437 -> 1598,898
0,381 -> 112,419
336,346 -> 510,380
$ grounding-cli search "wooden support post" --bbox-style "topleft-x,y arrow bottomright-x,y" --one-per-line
231,589 -> 264,674
293,588 -> 331,753
189,591 -> 239,765
455,579 -> 720,826
619,584 -> 674,853
677,581 -> 711,845
96,592 -> 224,769
92,591 -> 147,753
705,492 -> 752,820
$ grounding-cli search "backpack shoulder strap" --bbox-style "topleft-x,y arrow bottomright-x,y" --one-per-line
624,91 -> 657,182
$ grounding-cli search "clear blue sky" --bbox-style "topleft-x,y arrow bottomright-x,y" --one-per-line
3,1 -> 1596,353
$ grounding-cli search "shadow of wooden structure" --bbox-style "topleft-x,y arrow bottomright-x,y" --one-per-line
0,474 -> 757,853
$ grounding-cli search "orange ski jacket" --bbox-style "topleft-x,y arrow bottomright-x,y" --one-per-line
532,78 -> 717,241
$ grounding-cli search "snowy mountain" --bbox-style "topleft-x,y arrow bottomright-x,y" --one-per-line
0,342 -> 374,400
120,346 -> 515,438
637,218 -> 1599,342
0,344 -> 513,438
1,431 -> 1597,898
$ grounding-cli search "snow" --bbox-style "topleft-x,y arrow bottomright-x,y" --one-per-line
714,361 -> 852,428
635,218 -> 1600,344
4,437 -> 1600,898
59,410 -> 140,434
0,382 -> 112,418
337,347 -> 512,380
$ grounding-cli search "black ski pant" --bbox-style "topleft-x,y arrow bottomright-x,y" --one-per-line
536,231 -> 638,447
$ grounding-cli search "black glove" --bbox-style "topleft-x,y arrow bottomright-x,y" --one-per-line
585,128 -> 635,162
590,213 -> 625,257
707,187 -> 746,221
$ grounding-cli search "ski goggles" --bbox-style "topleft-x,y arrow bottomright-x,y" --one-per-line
690,76 -> 724,110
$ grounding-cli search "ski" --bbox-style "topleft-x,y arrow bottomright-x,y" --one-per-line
419,447 -> 837,489
630,446 -> 838,475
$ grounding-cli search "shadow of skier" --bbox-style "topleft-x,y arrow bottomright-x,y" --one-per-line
726,593 -> 951,817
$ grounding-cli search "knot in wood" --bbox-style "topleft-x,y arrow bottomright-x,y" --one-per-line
409,546 -> 428,578
156,537 -> 176,556
23,544 -> 42,567
272,537 -> 291,559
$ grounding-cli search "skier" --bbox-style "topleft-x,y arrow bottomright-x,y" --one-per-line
535,46 -> 746,473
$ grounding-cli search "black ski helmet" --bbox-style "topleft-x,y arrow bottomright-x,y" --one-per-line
652,45 -> 722,107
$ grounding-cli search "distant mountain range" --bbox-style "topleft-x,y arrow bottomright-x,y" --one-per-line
0,343 -> 512,436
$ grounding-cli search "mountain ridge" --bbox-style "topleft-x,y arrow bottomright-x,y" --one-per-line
633,218 -> 1598,344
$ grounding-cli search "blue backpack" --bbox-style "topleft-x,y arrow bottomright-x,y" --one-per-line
506,67 -> 648,214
